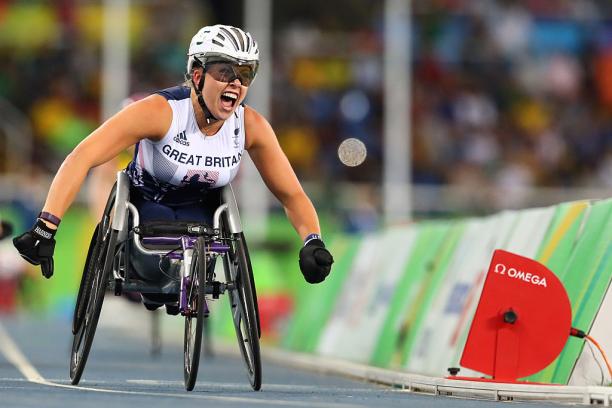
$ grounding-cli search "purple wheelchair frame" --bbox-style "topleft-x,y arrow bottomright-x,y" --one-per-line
122,201 -> 233,316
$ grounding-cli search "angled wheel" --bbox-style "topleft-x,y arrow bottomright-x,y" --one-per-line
222,221 -> 261,391
184,236 -> 207,391
72,223 -> 99,336
70,184 -> 117,385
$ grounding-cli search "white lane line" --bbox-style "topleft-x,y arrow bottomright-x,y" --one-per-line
0,322 -> 360,408
0,322 -> 45,382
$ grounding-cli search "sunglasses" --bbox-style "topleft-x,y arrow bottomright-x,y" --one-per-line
205,62 -> 257,86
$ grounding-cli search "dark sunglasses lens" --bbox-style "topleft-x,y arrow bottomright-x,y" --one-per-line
207,63 -> 234,82
234,66 -> 255,85
207,63 -> 254,86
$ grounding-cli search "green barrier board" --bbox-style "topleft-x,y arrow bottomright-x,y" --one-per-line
536,201 -> 590,279
447,210 -> 523,370
549,200 -> 612,384
281,235 -> 361,352
397,221 -> 465,368
370,221 -> 454,368
527,201 -> 590,382
316,227 -> 421,362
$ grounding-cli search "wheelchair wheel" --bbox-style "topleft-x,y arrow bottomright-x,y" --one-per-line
70,185 -> 117,385
184,236 -> 207,391
222,229 -> 262,391
72,223 -> 99,335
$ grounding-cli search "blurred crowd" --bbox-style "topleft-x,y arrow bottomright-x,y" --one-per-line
409,0 -> 612,205
0,0 -> 610,218
275,0 -> 612,200
0,1 -> 206,173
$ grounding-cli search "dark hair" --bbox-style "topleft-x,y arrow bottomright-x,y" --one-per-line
184,64 -> 204,88
191,58 -> 203,69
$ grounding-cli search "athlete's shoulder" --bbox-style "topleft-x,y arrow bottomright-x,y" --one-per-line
115,93 -> 172,142
243,104 -> 275,150
155,85 -> 191,101
243,104 -> 269,127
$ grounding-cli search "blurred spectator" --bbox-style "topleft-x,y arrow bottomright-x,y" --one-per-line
0,220 -> 13,240
0,219 -> 22,313
0,238 -> 24,313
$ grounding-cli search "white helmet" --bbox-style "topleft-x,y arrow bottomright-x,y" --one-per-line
186,24 -> 259,76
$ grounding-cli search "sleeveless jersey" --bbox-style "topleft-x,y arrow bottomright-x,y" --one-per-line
127,86 -> 245,205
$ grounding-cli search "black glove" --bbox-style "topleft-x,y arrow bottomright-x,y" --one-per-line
299,239 -> 334,284
13,219 -> 57,279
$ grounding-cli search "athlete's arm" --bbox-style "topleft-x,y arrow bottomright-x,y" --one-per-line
244,106 -> 320,240
41,94 -> 172,222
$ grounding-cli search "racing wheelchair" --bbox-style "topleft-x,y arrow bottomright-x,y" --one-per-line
69,171 -> 261,391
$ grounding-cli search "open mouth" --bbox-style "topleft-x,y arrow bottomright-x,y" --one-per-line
220,91 -> 238,110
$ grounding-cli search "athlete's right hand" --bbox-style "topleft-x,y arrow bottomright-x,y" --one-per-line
13,219 -> 57,279
299,238 -> 334,284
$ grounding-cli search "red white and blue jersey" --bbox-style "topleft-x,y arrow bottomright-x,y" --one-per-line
127,86 -> 245,205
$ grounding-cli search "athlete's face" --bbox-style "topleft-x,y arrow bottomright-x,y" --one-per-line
195,67 -> 249,120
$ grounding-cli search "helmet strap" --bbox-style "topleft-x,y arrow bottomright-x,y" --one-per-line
191,74 -> 218,126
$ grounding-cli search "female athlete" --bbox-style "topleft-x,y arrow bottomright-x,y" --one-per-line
13,24 -> 333,290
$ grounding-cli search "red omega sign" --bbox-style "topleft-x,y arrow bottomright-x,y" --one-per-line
459,249 -> 572,382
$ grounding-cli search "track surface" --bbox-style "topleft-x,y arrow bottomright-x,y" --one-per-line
0,300 -> 560,408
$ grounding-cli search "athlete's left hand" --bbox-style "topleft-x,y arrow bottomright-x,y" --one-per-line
299,239 -> 334,284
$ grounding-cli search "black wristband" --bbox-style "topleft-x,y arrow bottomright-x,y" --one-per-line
303,233 -> 322,246
38,211 -> 61,227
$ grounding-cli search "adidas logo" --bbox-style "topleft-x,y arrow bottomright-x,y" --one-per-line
173,131 -> 189,146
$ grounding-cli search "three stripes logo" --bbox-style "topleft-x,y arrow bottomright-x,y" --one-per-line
173,130 -> 189,146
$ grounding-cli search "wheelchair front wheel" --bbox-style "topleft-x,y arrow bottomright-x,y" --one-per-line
70,186 -> 117,385
223,231 -> 262,391
183,236 -> 207,391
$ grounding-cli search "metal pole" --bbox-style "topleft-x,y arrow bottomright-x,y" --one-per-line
102,0 -> 130,120
242,0 -> 272,242
383,0 -> 412,224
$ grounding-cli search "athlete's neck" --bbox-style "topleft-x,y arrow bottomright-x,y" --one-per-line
201,120 -> 223,136
190,91 -> 223,135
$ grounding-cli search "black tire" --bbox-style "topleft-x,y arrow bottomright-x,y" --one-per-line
72,223 -> 99,335
183,236 -> 207,391
69,185 -> 117,385
238,236 -> 261,339
222,228 -> 262,391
